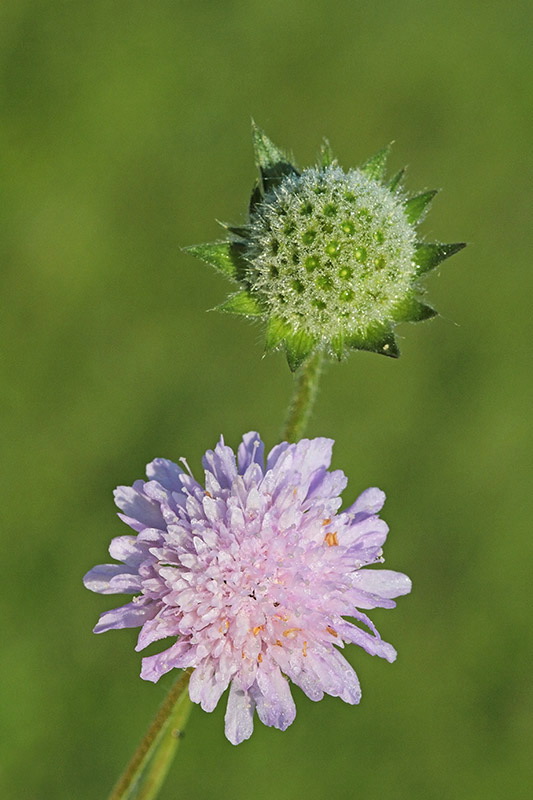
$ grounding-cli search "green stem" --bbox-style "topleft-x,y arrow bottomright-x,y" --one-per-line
108,668 -> 193,800
282,349 -> 325,442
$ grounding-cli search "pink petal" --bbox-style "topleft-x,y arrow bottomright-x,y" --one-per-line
145,458 -> 184,491
114,485 -> 165,529
202,437 -> 238,489
353,569 -> 412,599
140,641 -> 193,682
83,564 -> 138,595
237,432 -> 265,474
108,535 -> 144,565
251,666 -> 296,730
189,660 -> 230,712
224,683 -> 255,745
93,601 -> 154,633
345,487 -> 386,517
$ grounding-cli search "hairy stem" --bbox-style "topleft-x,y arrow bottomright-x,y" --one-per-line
108,668 -> 193,800
282,350 -> 325,442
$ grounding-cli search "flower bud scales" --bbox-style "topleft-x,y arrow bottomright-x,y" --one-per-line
186,125 -> 465,370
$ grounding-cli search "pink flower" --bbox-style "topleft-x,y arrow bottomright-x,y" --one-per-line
84,433 -> 411,744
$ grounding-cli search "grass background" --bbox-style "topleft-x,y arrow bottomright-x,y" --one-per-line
1,1 -> 532,798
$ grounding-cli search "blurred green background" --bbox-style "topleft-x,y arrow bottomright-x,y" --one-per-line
1,1 -> 531,798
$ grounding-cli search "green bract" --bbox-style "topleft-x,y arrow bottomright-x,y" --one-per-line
186,124 -> 465,372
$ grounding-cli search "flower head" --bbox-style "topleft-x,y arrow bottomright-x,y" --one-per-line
84,433 -> 411,744
186,124 -> 465,370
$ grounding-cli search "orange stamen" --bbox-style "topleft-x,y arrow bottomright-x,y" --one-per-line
283,627 -> 302,638
324,531 -> 339,547
326,625 -> 338,637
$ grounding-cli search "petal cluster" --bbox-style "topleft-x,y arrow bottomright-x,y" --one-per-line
185,125 -> 465,371
84,433 -> 411,744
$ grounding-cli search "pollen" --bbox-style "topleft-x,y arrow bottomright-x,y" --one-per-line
252,625 -> 264,636
326,626 -> 338,637
324,531 -> 339,547
257,653 -> 263,663
322,518 -> 332,526
283,627 -> 302,639
302,641 -> 308,657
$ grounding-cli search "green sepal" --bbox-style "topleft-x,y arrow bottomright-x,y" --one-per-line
249,182 -> 263,215
219,222 -> 251,241
252,121 -> 290,170
184,242 -> 239,280
345,323 -> 400,358
388,167 -> 406,193
265,315 -> 292,351
319,138 -> 335,168
404,190 -> 438,224
360,144 -> 392,182
413,242 -> 466,275
391,295 -> 438,323
251,122 -> 299,194
216,290 -> 264,316
284,329 -> 318,372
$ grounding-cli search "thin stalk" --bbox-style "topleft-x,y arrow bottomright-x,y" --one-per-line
282,349 -> 325,442
108,668 -> 193,800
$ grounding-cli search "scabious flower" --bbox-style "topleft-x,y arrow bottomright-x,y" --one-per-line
84,433 -> 411,744
186,124 -> 465,370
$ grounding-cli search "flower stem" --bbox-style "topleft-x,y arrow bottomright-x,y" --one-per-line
108,668 -> 193,800
282,349 -> 325,442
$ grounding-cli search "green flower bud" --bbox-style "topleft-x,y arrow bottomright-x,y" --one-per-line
186,124 -> 465,371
